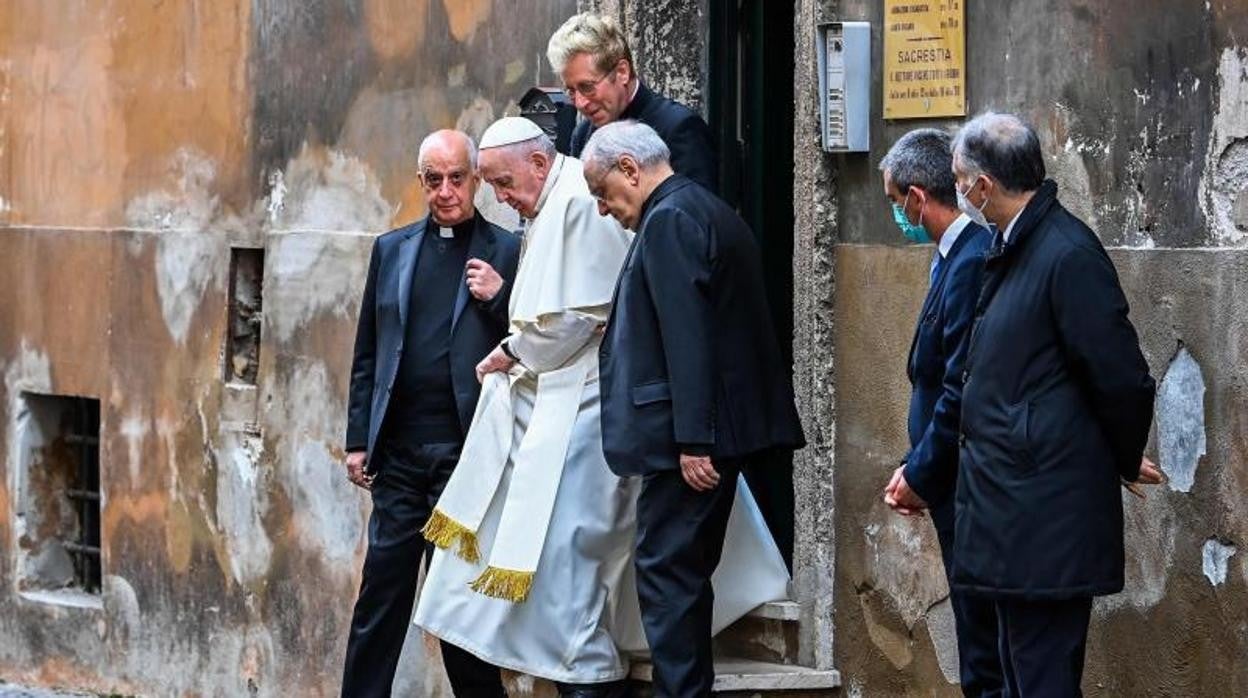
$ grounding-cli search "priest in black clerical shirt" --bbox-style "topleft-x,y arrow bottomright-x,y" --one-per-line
340,130 -> 521,698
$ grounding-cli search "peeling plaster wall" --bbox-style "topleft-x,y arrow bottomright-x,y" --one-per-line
834,248 -> 1248,696
579,0 -> 708,112
0,1 -> 576,695
834,0 -> 1248,250
823,2 -> 1248,694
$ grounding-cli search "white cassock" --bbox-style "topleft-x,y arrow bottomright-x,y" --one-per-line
414,154 -> 789,684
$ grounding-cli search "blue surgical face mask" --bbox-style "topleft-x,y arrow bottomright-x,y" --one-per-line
892,190 -> 930,243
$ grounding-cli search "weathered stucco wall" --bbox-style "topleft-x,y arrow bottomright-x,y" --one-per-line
0,1 -> 574,695
823,1 -> 1248,696
791,0 -> 842,674
835,0 -> 1248,249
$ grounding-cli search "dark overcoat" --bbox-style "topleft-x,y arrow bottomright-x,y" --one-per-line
954,180 -> 1155,600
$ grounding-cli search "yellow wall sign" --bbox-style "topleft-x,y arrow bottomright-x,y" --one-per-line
883,1 -> 966,119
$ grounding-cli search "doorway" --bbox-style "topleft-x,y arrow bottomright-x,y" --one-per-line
709,0 -> 797,569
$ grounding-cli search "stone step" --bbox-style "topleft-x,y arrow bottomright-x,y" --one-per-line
628,657 -> 841,694
715,600 -> 803,664
747,600 -> 802,621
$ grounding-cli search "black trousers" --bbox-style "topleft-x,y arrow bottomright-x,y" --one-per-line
995,597 -> 1093,698
932,500 -> 1004,697
341,439 -> 506,698
554,680 -> 633,698
635,464 -> 740,698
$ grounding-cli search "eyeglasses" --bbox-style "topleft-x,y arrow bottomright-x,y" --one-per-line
421,170 -> 469,190
563,71 -> 614,99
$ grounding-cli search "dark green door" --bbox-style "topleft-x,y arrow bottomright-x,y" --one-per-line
709,0 -> 797,569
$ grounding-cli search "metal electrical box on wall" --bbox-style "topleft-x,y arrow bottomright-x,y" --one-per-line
816,21 -> 870,153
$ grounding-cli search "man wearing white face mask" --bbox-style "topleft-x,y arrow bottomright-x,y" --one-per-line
878,128 -> 999,697
950,112 -> 1162,697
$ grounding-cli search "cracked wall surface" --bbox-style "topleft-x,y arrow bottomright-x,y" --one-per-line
825,2 -> 1248,694
791,0 -> 842,674
834,0 -> 1248,250
834,248 -> 1248,696
0,1 -> 575,695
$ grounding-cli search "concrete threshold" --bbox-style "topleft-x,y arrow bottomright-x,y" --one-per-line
629,658 -> 842,693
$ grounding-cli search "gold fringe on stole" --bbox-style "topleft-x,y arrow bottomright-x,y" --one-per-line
420,509 -> 480,563
470,566 -> 535,603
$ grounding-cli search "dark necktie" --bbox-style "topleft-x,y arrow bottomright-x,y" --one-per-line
929,252 -> 944,287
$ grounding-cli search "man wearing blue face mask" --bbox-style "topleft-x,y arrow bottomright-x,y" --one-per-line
879,128 -> 1001,697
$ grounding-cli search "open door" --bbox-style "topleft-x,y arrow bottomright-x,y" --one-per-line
709,0 -> 797,569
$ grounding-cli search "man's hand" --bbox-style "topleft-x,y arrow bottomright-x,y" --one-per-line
884,465 -> 927,516
680,453 -> 720,491
475,345 -> 516,383
1124,456 -> 1165,499
345,451 -> 373,490
466,259 -> 503,301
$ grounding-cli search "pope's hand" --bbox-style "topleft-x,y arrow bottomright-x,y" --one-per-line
680,453 -> 720,491
475,345 -> 516,383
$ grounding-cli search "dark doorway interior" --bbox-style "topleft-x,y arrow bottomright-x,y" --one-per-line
709,0 -> 797,569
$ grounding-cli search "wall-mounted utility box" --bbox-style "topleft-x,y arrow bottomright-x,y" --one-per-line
816,21 -> 871,153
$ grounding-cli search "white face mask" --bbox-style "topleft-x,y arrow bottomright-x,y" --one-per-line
957,179 -> 991,229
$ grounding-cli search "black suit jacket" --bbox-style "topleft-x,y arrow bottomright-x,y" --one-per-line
345,214 -> 521,455
954,180 -> 1155,600
569,82 -> 719,193
599,175 -> 805,476
902,222 -> 990,532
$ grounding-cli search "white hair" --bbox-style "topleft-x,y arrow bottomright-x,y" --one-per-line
580,120 -> 670,172
417,130 -> 478,171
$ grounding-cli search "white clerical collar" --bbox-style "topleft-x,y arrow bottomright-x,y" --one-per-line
531,154 -> 566,218
938,213 -> 971,258
1002,207 -> 1025,243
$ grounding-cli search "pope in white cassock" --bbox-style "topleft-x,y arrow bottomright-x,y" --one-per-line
413,117 -> 789,694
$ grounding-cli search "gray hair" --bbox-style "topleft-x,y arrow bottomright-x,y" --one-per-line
489,133 -> 558,162
581,120 -> 671,172
879,128 -> 957,207
951,112 -> 1045,193
547,12 -> 633,76
417,130 -> 478,170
